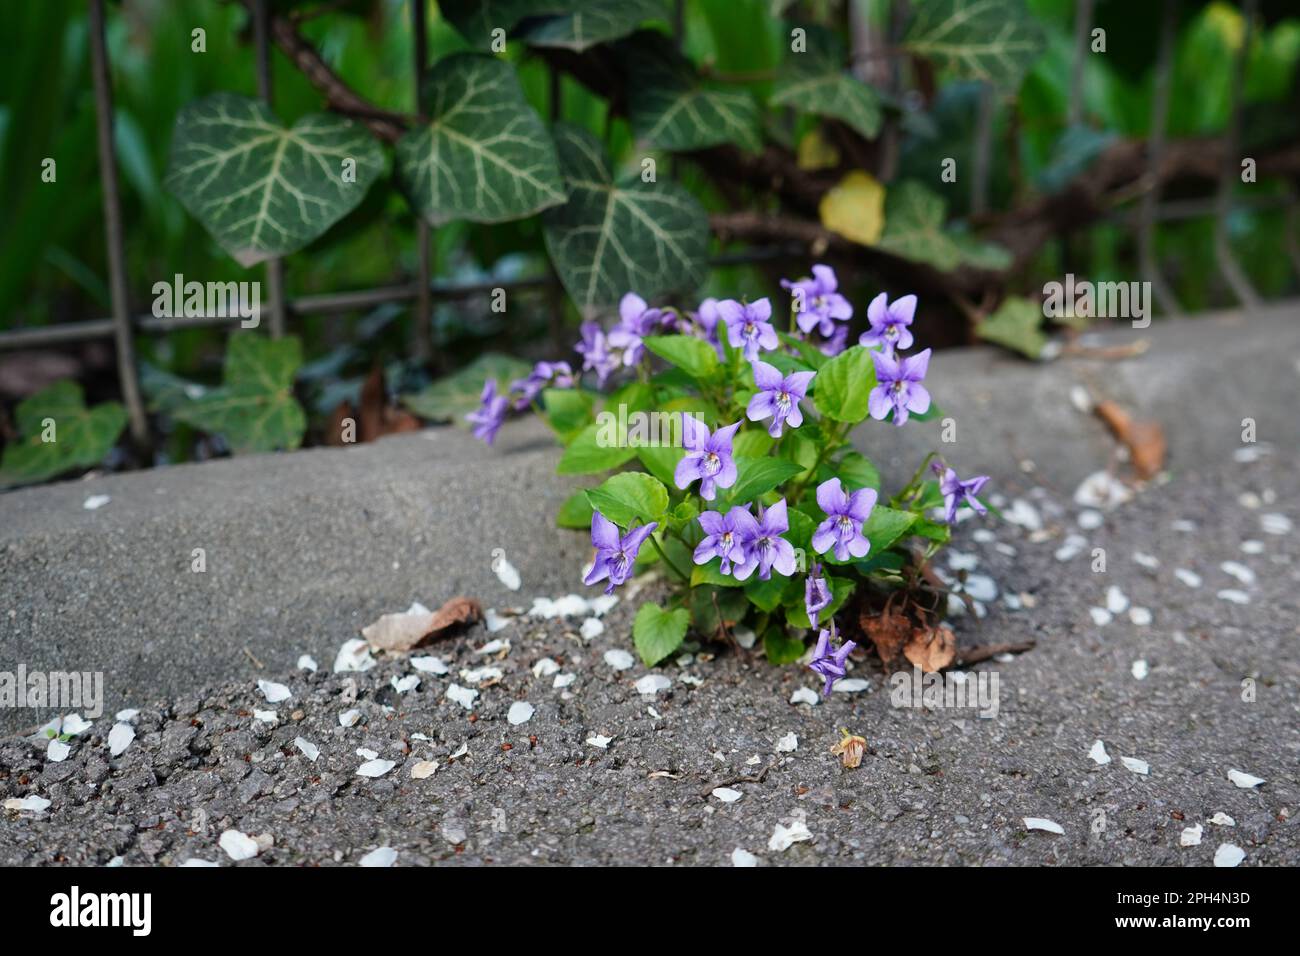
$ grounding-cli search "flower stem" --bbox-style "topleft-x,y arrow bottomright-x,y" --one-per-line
650,533 -> 691,584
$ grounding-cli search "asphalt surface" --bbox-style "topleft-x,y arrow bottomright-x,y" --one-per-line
0,306 -> 1297,865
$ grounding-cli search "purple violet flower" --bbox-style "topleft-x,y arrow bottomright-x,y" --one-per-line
869,347 -> 932,426
809,627 -> 857,696
718,298 -> 779,362
933,462 -> 991,524
673,416 -> 740,501
509,360 -> 574,410
781,264 -> 853,337
805,562 -> 832,628
811,477 -> 877,561
466,379 -> 508,445
575,320 -> 619,387
858,292 -> 917,352
693,506 -> 757,575
747,360 -> 814,438
582,511 -> 658,594
607,292 -> 662,367
732,499 -> 797,582
694,298 -> 726,359
818,323 -> 850,357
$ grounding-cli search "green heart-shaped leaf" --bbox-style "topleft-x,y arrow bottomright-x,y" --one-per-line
585,471 -> 670,528
0,381 -> 127,488
812,344 -> 876,423
522,0 -> 670,52
902,0 -> 1046,90
633,601 -> 691,666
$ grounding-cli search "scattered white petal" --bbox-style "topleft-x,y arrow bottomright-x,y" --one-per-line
445,684 -> 479,710
83,494 -> 111,510
588,594 -> 618,616
528,594 -> 591,619
1073,471 -> 1131,509
1121,756 -> 1149,775
1004,498 -> 1043,530
338,708 -> 362,728
1239,540 -> 1264,555
483,608 -> 514,633
586,734 -> 613,748
1171,519 -> 1197,532
294,738 -> 320,762
1179,824 -> 1203,847
507,701 -> 535,726
257,680 -> 291,703
635,674 -> 672,695
1260,513 -> 1291,535
356,747 -> 379,760
359,847 -> 398,868
1209,812 -> 1236,827
1217,589 -> 1251,605
553,673 -> 576,689
253,710 -> 277,723
115,708 -> 139,722
494,556 -> 522,591
579,616 -> 605,640
410,655 -> 449,675
391,674 -> 420,694
1227,769 -> 1265,789
1133,552 -> 1160,570
774,732 -> 798,753
731,848 -> 759,867
733,626 -> 757,649
478,638 -> 510,655
832,678 -> 870,693
712,787 -> 743,803
1088,740 -> 1111,765
449,743 -> 469,759
963,574 -> 998,602
532,657 -> 561,678
410,761 -> 438,779
1077,509 -> 1104,530
604,649 -> 635,671
1054,535 -> 1087,562
460,665 -> 502,683
1213,843 -> 1245,868
4,795 -> 51,813
768,819 -> 813,851
1174,568 -> 1202,588
1220,561 -> 1256,586
61,713 -> 92,736
47,739 -> 71,762
1238,491 -> 1262,509
297,654 -> 318,673
333,638 -> 376,673
948,550 -> 979,571
180,859 -> 220,867
790,687 -> 820,706
1105,586 -> 1130,614
1023,817 -> 1064,835
1068,385 -> 1093,413
1089,607 -> 1113,627
356,759 -> 396,778
219,829 -> 259,861
107,722 -> 135,757
1131,660 -> 1149,680
1129,607 -> 1153,626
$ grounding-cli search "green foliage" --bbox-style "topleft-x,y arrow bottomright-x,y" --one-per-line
812,345 -> 877,423
0,382 -> 127,488
977,296 -> 1048,358
633,600 -> 691,666
402,354 -> 532,422
902,0 -> 1046,90
876,182 -> 1012,272
585,471 -> 670,526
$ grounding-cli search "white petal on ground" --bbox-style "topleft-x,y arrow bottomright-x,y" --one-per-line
1077,509 -> 1104,530
1004,498 -> 1043,530
1173,568 -> 1202,588
832,678 -> 870,693
1121,756 -> 1150,775
963,574 -> 998,602
107,722 -> 135,757
1129,607 -> 1153,626
1089,607 -> 1113,627
1260,512 -> 1292,535
494,556 -> 522,591
790,687 -> 820,706
1217,589 -> 1251,605
4,795 -> 51,812
253,710 -> 277,723
580,617 -> 605,640
449,743 -> 469,759
586,734 -> 614,748
61,713 -> 92,736
256,679 -> 291,703
553,673 -> 576,689
532,657 -> 561,678
679,674 -> 704,687
1220,561 -> 1256,586
604,649 -> 635,671
774,732 -> 798,753
1131,660 -> 1149,680
333,638 -> 376,673
733,625 -> 757,649
356,759 -> 396,778
1227,769 -> 1266,789
1133,552 -> 1160,570
356,747 -> 379,759
731,848 -> 759,867
219,829 -> 260,861
445,684 -> 479,709
483,608 -> 514,633
1209,812 -> 1236,826
338,708 -> 362,728
1171,519 -> 1197,533
1238,491 -> 1262,509
1240,540 -> 1265,555
948,550 -> 979,571
712,787 -> 742,803
115,708 -> 139,722
1105,586 -> 1130,614
410,655 -> 449,675
459,665 -> 502,684
1023,817 -> 1065,835
180,859 -> 219,867
359,847 -> 398,868
768,819 -> 813,851
528,594 -> 591,619
294,738 -> 320,762
1088,740 -> 1111,765
410,761 -> 438,779
588,594 -> 618,616
390,674 -> 420,694
47,739 -> 71,762
1054,535 -> 1087,562
507,701 -> 535,726
1213,844 -> 1246,868
1073,471 -> 1132,509
297,654 -> 318,672
1179,824 -> 1203,847
635,674 -> 672,695
478,638 -> 510,655
83,494 -> 111,510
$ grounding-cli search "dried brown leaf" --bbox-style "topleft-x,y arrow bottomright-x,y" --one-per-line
361,596 -> 481,653
1095,399 -> 1166,479
903,624 -> 956,673
860,606 -> 912,667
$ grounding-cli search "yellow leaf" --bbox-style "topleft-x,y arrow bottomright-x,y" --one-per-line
818,171 -> 884,246
796,129 -> 840,171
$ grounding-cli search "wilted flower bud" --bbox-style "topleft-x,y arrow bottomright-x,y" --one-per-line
831,728 -> 867,769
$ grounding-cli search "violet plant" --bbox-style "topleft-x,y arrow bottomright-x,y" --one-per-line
470,265 -> 989,690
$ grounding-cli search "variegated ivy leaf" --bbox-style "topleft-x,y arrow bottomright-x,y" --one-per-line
902,0 -> 1046,90
622,33 -> 761,152
439,0 -> 563,50
0,381 -> 127,488
395,54 -> 566,227
876,181 -> 1011,272
164,93 -> 383,266
522,0 -> 670,52
543,124 -> 708,311
771,57 -> 882,141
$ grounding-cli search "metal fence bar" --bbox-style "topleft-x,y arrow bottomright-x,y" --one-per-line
1213,0 -> 1261,310
253,0 -> 288,338
1068,0 -> 1094,126
1137,0 -> 1181,316
410,0 -> 433,362
88,0 -> 148,446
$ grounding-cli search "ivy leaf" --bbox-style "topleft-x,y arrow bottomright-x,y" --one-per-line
876,181 -> 1011,272
543,124 -> 709,311
721,457 -> 805,506
170,335 -> 306,454
164,93 -> 383,266
556,421 -> 637,475
812,345 -> 876,423
396,54 -> 566,227
623,32 -> 761,152
439,0 -> 562,50
633,601 -> 691,666
819,171 -> 885,245
585,472 -> 670,528
0,381 -> 127,488
772,59 -> 883,141
401,353 -> 531,423
556,488 -> 595,529
977,296 -> 1048,358
642,335 -> 721,383
902,0 -> 1046,90
522,0 -> 670,52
